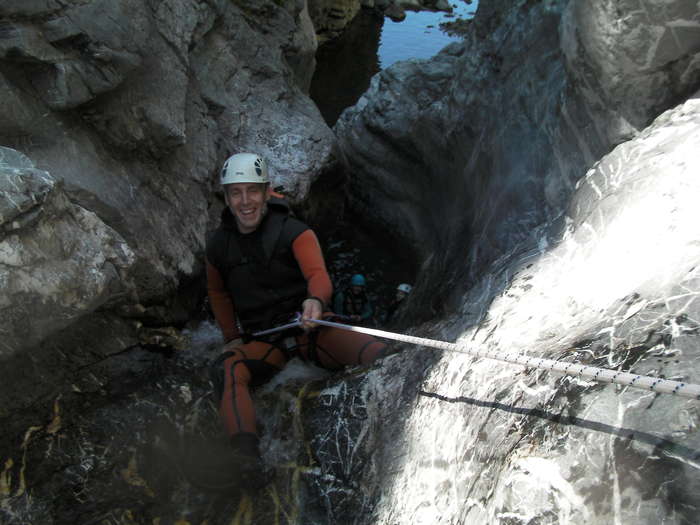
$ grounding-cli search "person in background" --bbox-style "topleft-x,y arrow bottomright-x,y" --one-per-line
384,283 -> 412,324
333,273 -> 374,325
206,153 -> 388,488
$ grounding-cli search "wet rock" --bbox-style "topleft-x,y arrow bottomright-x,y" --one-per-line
309,0 -> 363,44
306,93 -> 700,525
309,0 -> 452,43
326,0 -> 700,522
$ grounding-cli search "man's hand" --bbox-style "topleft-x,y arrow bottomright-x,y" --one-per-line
301,298 -> 323,331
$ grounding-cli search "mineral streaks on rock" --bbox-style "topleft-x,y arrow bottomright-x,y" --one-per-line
0,147 -> 54,228
0,147 -> 136,358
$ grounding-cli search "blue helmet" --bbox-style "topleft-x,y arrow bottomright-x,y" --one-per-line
350,274 -> 366,286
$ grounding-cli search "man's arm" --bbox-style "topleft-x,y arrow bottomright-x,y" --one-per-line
206,258 -> 241,343
292,229 -> 332,328
292,229 -> 332,307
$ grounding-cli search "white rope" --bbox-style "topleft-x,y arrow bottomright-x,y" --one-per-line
300,317 -> 700,401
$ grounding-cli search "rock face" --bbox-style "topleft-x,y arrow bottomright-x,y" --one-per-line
317,95 -> 700,524
334,0 -> 700,322
319,0 -> 700,522
0,0 -> 336,410
309,0 -> 364,44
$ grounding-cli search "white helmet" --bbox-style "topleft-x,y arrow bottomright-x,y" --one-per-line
397,283 -> 412,294
220,153 -> 269,185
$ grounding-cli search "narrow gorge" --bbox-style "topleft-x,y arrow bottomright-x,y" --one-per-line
1,0 -> 699,524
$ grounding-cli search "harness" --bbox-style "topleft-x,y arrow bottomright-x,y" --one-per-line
206,198 -> 309,333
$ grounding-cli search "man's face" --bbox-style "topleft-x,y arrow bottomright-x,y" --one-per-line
226,183 -> 270,233
396,290 -> 407,301
351,285 -> 364,295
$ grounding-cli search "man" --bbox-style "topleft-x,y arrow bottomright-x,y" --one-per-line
333,273 -> 374,325
205,153 -> 388,487
384,283 -> 412,324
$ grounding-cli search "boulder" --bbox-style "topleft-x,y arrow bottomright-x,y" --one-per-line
0,147 -> 136,358
384,3 -> 407,22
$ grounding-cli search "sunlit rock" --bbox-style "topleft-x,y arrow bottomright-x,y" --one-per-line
307,91 -> 700,525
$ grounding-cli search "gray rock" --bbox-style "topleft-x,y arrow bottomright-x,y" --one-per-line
335,0 -> 700,323
323,0 -> 700,522
0,147 -> 54,229
304,90 -> 700,525
384,3 -> 407,21
561,0 -> 700,133
0,147 -> 136,358
0,0 -> 335,432
0,0 -> 334,357
308,0 -> 363,44
2,0 -> 699,524
0,1 -> 61,18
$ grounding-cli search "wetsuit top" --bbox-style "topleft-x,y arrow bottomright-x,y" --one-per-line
206,198 -> 332,340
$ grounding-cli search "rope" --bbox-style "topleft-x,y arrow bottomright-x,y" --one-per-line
293,317 -> 700,401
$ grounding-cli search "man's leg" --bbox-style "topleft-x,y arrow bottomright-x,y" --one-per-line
217,341 -> 287,438
298,326 -> 388,370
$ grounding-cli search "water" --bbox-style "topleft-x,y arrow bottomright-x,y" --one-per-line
379,0 -> 479,68
310,1 -> 478,126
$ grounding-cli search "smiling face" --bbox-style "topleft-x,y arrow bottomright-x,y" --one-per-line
225,182 -> 270,233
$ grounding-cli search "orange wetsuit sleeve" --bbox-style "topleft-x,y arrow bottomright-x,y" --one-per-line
292,229 -> 333,309
206,258 -> 240,342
